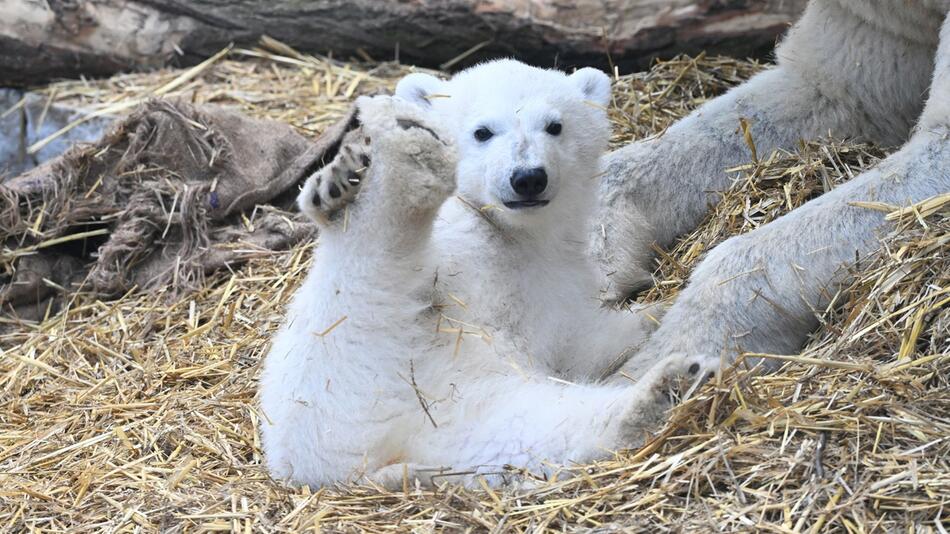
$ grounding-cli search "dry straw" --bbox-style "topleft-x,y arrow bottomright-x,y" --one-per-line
1,41 -> 946,532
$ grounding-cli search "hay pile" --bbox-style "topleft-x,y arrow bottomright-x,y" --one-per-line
1,42 -> 947,532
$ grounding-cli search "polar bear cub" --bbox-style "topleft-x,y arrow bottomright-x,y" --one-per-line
259,59 -> 715,488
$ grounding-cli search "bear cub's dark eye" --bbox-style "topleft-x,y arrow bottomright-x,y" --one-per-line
474,127 -> 494,142
545,122 -> 562,136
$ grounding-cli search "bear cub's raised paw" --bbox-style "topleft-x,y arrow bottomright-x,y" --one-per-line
298,95 -> 457,227
298,128 -> 371,226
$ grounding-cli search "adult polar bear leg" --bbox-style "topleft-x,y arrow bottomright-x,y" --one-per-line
370,352 -> 717,489
595,0 -> 943,299
618,16 -> 950,376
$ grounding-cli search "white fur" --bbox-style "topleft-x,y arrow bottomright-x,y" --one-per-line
597,0 -> 950,376
261,0 -> 950,487
260,61 -> 714,488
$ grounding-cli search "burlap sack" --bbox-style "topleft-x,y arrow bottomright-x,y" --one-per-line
1,98 -> 357,321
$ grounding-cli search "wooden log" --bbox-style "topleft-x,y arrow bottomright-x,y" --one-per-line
0,0 -> 805,86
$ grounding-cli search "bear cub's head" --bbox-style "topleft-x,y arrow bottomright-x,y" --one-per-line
395,59 -> 611,229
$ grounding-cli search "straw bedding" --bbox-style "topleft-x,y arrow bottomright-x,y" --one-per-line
1,41 -> 947,532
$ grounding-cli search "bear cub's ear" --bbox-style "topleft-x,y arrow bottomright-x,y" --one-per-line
395,73 -> 446,108
570,68 -> 611,107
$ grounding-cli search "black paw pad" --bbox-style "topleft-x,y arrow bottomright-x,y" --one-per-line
688,363 -> 700,375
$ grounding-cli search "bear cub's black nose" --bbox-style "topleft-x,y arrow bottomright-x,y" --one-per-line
510,167 -> 548,197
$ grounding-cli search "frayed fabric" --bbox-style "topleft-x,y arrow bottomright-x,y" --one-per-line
0,99 -> 356,321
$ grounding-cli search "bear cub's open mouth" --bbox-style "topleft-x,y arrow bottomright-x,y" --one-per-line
504,200 -> 550,209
